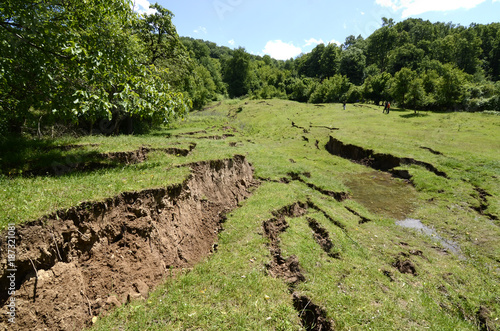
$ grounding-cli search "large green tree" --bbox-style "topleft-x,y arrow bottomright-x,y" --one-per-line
223,47 -> 251,97
0,0 -> 189,134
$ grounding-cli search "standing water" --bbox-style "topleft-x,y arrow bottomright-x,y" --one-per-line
345,171 -> 418,220
396,219 -> 463,257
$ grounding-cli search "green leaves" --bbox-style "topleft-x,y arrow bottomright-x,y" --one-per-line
0,0 -> 189,133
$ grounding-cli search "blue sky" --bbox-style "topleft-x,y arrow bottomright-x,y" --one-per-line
133,0 -> 500,60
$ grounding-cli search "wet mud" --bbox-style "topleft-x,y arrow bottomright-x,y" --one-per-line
0,155 -> 255,330
396,219 -> 462,257
325,136 -> 448,179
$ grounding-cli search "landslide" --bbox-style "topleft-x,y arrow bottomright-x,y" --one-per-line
0,155 -> 255,330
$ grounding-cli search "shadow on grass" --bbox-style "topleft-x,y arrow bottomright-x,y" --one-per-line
400,112 -> 429,119
0,135 -> 125,177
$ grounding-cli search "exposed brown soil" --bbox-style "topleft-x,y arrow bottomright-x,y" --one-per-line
172,130 -> 207,137
309,125 -> 340,131
201,101 -> 222,111
263,202 -> 308,285
43,143 -> 101,152
287,172 -> 350,203
0,155 -> 255,330
293,293 -> 335,331
477,306 -> 495,331
420,146 -> 444,156
325,136 -> 448,179
393,256 -> 418,276
307,218 -> 339,258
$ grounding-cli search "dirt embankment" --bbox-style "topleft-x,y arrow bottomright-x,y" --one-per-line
0,155 -> 255,330
325,136 -> 448,179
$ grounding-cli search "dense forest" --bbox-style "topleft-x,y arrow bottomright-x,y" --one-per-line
182,18 -> 500,112
1,1 -> 499,136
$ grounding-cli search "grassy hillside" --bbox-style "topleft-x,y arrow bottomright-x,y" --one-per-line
1,100 -> 499,330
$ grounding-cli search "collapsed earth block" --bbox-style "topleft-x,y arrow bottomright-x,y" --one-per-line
0,155 -> 255,330
325,136 -> 448,179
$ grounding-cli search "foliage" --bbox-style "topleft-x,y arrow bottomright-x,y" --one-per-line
0,0 -> 190,134
223,47 -> 251,98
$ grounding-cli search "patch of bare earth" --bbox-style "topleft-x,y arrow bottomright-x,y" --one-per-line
0,155 -> 255,330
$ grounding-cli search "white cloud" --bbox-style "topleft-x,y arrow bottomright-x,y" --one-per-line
194,26 -> 208,34
132,0 -> 157,15
263,40 -> 302,60
228,39 -> 235,45
328,39 -> 342,46
375,0 -> 489,17
304,38 -> 325,47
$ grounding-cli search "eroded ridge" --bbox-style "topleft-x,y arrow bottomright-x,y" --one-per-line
325,137 -> 448,179
0,155 -> 255,330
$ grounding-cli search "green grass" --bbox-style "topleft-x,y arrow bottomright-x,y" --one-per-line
2,99 -> 499,330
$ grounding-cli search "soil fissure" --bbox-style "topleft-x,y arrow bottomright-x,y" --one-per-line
325,137 -> 448,179
0,155 -> 255,330
262,202 -> 337,330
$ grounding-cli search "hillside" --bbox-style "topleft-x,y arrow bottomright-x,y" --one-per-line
1,100 -> 499,330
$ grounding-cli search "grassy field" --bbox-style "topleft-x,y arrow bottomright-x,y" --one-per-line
1,99 -> 499,330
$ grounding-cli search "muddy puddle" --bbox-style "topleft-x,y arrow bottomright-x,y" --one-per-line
345,171 -> 418,220
396,219 -> 462,256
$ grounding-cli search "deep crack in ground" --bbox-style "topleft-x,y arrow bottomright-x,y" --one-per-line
0,155 -> 255,330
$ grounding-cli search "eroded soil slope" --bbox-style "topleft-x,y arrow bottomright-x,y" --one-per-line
0,155 -> 255,330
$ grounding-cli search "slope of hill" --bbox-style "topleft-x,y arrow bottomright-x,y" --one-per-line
1,100 -> 499,330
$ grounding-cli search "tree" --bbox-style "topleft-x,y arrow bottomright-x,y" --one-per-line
366,23 -> 398,70
0,0 -> 189,134
339,47 -> 366,85
406,77 -> 426,111
363,72 -> 392,105
386,44 -> 425,74
320,43 -> 341,78
390,68 -> 416,107
223,47 -> 251,97
436,64 -> 469,108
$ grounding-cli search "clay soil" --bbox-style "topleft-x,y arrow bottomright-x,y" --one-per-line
0,155 -> 255,330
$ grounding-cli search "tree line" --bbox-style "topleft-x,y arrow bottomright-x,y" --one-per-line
1,1 -> 499,136
183,18 -> 500,113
